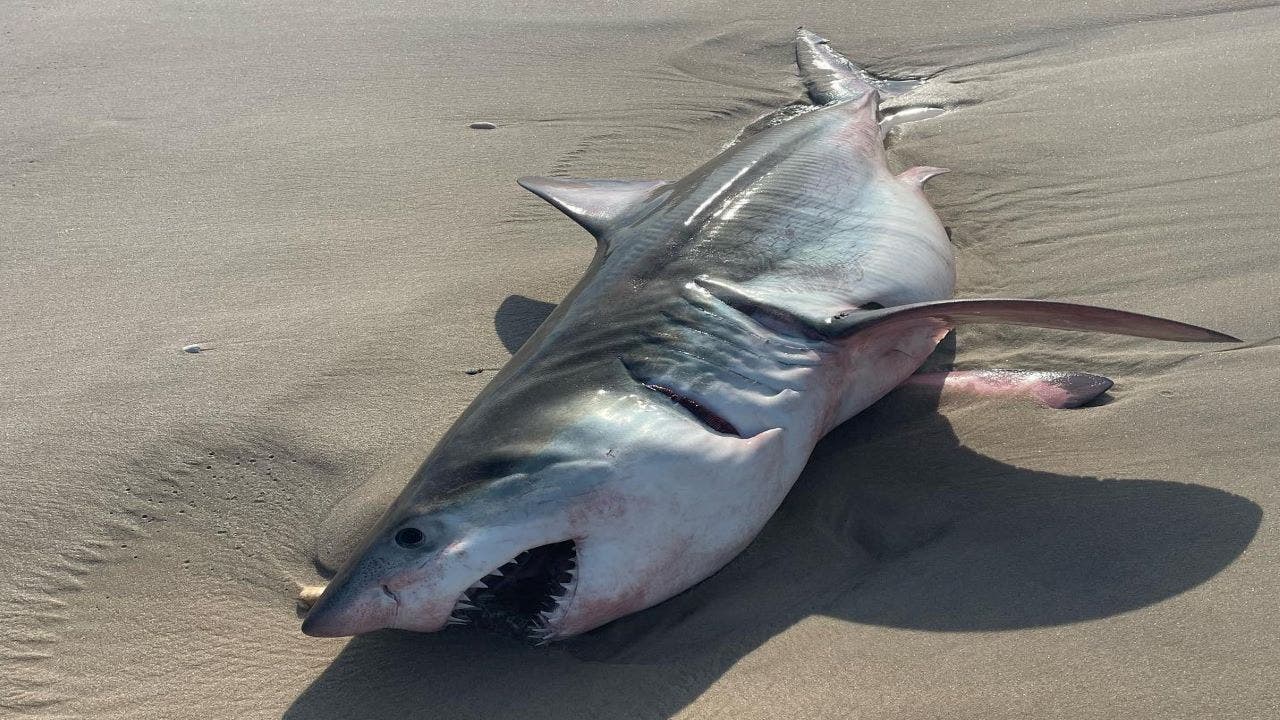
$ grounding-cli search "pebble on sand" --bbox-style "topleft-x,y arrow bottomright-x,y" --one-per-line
297,584 -> 326,612
468,121 -> 497,130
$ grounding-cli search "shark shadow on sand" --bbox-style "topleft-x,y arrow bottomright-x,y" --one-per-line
285,303 -> 1260,720
493,295 -> 559,355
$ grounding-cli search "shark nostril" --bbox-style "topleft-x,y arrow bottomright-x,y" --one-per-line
381,584 -> 397,601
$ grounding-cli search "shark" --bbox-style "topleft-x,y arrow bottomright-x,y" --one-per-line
300,29 -> 1238,643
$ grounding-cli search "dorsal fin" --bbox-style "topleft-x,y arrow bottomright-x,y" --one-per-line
517,177 -> 669,238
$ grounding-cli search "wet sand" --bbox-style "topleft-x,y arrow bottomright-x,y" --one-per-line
2,2 -> 1277,718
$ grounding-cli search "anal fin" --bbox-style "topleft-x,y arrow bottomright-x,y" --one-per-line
881,107 -> 946,139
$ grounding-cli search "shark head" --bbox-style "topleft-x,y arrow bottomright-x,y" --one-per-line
300,451 -> 605,642
301,382 -> 791,642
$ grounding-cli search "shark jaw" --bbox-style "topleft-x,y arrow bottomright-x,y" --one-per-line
300,538 -> 583,643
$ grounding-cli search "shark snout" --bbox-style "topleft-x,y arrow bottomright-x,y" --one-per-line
300,573 -> 399,637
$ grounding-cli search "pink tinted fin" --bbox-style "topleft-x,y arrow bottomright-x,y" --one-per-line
827,299 -> 1241,343
896,165 -> 949,187
903,369 -> 1113,409
517,177 -> 669,239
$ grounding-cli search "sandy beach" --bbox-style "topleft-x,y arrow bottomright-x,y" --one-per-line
3,1 -> 1277,718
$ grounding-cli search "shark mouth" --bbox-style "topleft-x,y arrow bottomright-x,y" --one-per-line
447,539 -> 578,643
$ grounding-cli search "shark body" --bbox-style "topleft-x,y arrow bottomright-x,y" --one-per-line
301,30 -> 1236,642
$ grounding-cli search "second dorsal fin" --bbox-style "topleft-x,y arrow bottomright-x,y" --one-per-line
517,176 -> 670,239
897,166 -> 949,188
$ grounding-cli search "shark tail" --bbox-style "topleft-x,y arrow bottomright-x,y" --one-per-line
795,28 -> 874,104
795,28 -> 925,105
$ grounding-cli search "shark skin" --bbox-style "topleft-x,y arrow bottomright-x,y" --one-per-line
300,29 -> 1238,643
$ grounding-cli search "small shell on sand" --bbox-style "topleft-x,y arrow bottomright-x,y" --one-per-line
297,584 -> 326,612
181,344 -> 202,353
468,121 -> 497,130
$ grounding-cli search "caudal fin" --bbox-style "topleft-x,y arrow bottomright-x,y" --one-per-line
795,28 -> 924,105
795,28 -> 874,104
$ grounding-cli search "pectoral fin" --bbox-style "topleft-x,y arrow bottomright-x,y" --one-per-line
830,299 -> 1240,343
692,277 -> 1239,345
902,369 -> 1113,409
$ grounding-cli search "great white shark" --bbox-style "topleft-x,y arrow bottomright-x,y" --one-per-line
301,29 -> 1238,642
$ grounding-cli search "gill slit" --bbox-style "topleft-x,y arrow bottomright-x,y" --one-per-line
653,344 -> 793,394
620,358 -> 744,437
659,309 -> 823,366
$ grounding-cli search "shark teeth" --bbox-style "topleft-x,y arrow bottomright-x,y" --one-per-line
532,564 -> 578,642
526,622 -> 555,646
445,540 -> 578,643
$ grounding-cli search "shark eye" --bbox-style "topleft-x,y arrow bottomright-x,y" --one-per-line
395,527 -> 425,548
